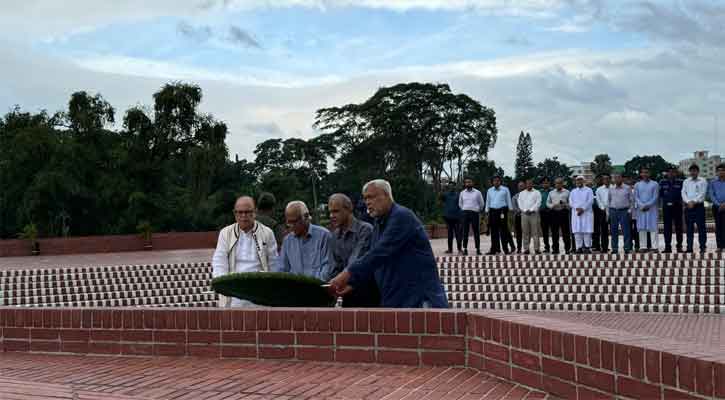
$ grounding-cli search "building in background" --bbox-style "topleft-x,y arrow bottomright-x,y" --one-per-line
679,151 -> 722,179
570,163 -> 593,184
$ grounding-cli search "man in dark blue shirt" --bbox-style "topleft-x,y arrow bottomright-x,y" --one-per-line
329,179 -> 449,308
441,182 -> 463,254
660,166 -> 684,253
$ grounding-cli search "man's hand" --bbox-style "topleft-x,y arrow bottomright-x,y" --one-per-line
576,208 -> 583,216
642,206 -> 650,212
720,204 -> 725,212
329,270 -> 353,296
687,201 -> 695,209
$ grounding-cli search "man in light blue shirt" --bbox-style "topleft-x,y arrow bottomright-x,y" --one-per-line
274,201 -> 332,281
485,176 -> 514,254
709,164 -> 725,251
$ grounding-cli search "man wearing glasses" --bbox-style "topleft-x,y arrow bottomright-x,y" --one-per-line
212,196 -> 280,307
274,201 -> 332,281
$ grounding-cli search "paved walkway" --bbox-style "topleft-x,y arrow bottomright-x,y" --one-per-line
0,353 -> 547,400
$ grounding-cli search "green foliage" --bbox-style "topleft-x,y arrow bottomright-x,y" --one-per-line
514,131 -> 534,180
465,159 -> 504,187
18,223 -> 38,243
533,157 -> 572,185
591,154 -> 613,177
624,155 -> 676,180
136,221 -> 153,242
211,272 -> 334,307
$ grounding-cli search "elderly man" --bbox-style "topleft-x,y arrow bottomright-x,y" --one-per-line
328,193 -> 378,306
212,196 -> 279,307
570,176 -> 594,254
274,201 -> 332,280
547,177 -> 571,254
329,179 -> 448,308
634,168 -> 660,253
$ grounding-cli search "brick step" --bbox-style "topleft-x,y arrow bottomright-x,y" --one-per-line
438,260 -> 724,268
446,291 -> 725,304
449,300 -> 725,313
436,253 -> 723,263
0,262 -> 211,278
442,283 -> 725,294
142,301 -> 217,308
1,272 -> 209,294
437,268 -> 725,277
0,265 -> 210,285
2,279 -> 210,306
440,275 -> 724,285
24,292 -> 218,308
9,286 -> 213,307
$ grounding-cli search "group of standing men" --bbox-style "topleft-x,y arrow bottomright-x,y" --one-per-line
442,163 -> 725,255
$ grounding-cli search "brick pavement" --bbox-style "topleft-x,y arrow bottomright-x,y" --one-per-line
0,353 -> 548,400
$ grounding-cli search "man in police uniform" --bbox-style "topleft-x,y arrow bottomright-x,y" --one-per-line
660,166 -> 684,253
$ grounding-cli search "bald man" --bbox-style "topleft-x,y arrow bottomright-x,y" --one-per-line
212,196 -> 280,307
273,201 -> 332,280
328,193 -> 379,306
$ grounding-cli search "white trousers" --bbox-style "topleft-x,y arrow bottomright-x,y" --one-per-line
639,231 -> 660,250
574,233 -> 592,250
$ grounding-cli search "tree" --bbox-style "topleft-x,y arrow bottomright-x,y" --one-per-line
533,157 -> 572,186
590,154 -> 613,177
465,159 -> 504,189
624,155 -> 676,180
514,131 -> 534,180
314,82 -> 498,194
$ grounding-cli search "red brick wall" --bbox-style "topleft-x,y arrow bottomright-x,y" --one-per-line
0,232 -> 217,257
0,308 -> 721,399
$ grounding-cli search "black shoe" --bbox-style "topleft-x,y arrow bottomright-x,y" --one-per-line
700,249 -> 707,256
535,251 -> 542,255
486,251 -> 497,255
663,248 -> 672,254
463,249 -> 468,256
523,250 -> 530,255
476,249 -> 482,256
611,251 -> 619,255
444,250 -> 452,254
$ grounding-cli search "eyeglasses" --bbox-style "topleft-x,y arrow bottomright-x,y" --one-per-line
233,210 -> 254,216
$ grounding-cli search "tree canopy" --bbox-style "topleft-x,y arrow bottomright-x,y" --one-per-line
623,155 -> 676,180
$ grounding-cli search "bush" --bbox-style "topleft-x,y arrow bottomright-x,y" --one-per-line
211,272 -> 335,307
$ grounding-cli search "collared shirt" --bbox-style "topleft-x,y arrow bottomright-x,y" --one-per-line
539,188 -> 550,210
329,218 -> 373,279
518,189 -> 541,213
608,184 -> 633,210
660,178 -> 683,205
682,177 -> 707,204
485,186 -> 512,212
459,188 -> 485,212
442,190 -> 462,218
709,179 -> 725,206
275,224 -> 332,281
595,185 -> 610,209
511,193 -> 521,214
547,189 -> 570,210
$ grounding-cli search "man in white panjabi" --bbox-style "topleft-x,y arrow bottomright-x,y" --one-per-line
569,176 -> 595,254
212,196 -> 279,307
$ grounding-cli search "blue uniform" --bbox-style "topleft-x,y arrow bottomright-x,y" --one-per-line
659,178 -> 684,251
347,203 -> 449,308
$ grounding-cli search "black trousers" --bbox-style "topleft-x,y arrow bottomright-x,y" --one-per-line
462,211 -> 481,250
663,203 -> 684,250
514,214 -> 522,252
444,216 -> 462,251
592,206 -> 609,251
685,204 -> 706,251
715,206 -> 725,249
550,209 -> 571,253
540,209 -> 552,251
488,208 -> 513,253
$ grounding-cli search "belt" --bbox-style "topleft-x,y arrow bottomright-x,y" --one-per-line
611,207 -> 629,211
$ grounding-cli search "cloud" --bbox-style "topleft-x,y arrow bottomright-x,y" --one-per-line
502,35 -> 532,47
228,26 -> 262,49
176,22 -> 213,42
244,122 -> 284,136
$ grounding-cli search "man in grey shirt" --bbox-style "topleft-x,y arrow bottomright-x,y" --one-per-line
328,193 -> 378,306
608,174 -> 634,254
275,201 -> 332,280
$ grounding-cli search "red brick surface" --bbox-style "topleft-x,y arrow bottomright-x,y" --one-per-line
0,307 -> 721,400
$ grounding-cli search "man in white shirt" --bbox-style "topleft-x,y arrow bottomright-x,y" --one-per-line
570,176 -> 595,254
459,177 -> 485,255
212,196 -> 279,307
518,178 -> 542,254
682,164 -> 708,254
593,174 -> 611,253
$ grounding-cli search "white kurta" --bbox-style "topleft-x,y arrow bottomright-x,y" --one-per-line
569,187 -> 594,233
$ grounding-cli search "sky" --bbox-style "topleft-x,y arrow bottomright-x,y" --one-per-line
2,0 -> 725,174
